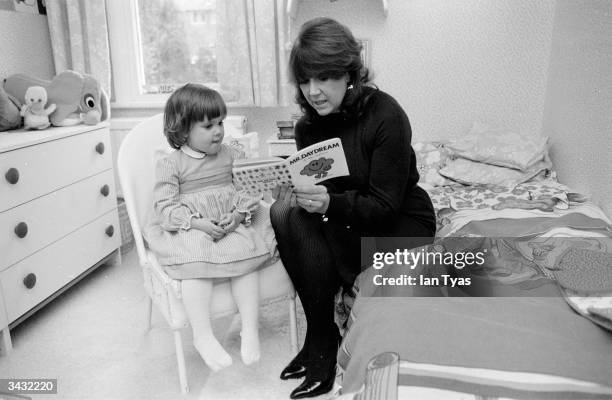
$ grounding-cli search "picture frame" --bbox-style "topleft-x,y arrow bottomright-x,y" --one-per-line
1,0 -> 46,14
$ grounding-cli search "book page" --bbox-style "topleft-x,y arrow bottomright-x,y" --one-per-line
232,138 -> 349,195
233,157 -> 292,195
285,138 -> 349,186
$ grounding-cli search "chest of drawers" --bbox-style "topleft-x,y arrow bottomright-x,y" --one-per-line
0,123 -> 121,354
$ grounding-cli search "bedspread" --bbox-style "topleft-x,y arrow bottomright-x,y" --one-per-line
337,182 -> 612,399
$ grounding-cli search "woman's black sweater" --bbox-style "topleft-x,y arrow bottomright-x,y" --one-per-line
294,87 -> 435,236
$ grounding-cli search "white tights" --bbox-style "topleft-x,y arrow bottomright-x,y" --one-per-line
181,271 -> 260,371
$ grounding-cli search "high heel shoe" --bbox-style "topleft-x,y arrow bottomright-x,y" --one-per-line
280,360 -> 307,380
280,348 -> 308,380
289,368 -> 336,399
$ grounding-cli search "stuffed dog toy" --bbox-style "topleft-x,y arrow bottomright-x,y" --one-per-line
3,70 -> 108,127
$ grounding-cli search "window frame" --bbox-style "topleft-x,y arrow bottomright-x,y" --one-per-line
106,0 -> 228,108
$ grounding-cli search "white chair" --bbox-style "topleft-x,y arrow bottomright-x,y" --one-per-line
117,113 -> 298,394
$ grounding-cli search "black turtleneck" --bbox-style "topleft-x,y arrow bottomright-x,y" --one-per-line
294,87 -> 435,236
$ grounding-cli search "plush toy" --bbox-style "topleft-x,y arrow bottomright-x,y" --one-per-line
0,85 -> 22,131
20,86 -> 56,130
3,70 -> 108,127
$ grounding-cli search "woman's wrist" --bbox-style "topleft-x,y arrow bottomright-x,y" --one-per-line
320,193 -> 330,213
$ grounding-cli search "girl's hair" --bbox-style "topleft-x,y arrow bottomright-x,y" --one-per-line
163,83 -> 227,149
289,17 -> 372,121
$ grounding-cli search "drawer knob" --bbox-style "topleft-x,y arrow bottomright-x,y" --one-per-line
14,222 -> 28,238
5,168 -> 19,184
105,225 -> 115,237
23,273 -> 37,289
100,184 -> 110,197
95,142 -> 105,155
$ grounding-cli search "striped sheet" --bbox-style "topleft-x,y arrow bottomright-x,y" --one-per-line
396,359 -> 612,400
341,353 -> 612,400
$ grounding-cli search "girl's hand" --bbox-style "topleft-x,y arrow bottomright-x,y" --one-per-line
191,217 -> 226,240
272,184 -> 297,207
242,195 -> 262,213
294,185 -> 330,214
219,211 -> 245,233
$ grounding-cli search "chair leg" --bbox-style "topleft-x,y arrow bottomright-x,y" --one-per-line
288,297 -> 298,354
0,327 -> 12,356
173,330 -> 189,394
144,297 -> 152,332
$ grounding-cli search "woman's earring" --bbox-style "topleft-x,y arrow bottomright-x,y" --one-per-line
347,84 -> 354,90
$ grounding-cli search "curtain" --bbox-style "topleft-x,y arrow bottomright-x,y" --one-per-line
46,0 -> 112,98
216,0 -> 291,106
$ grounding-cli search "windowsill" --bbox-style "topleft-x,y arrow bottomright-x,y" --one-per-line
111,102 -> 289,111
111,102 -> 166,109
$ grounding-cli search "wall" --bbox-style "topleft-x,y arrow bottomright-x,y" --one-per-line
542,0 -> 612,216
0,10 -> 55,80
295,0 -> 556,141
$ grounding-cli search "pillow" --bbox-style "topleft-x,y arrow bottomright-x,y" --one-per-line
412,141 -> 454,187
446,122 -> 549,170
439,155 -> 552,187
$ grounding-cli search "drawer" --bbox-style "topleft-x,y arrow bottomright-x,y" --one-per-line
0,210 -> 120,324
0,128 -> 112,212
0,170 -> 117,271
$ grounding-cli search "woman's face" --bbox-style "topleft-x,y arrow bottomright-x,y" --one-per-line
299,74 -> 349,116
186,116 -> 225,154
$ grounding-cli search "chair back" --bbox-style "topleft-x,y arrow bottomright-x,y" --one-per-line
117,113 -> 169,266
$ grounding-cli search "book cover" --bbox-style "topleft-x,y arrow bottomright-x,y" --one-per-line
233,138 -> 349,194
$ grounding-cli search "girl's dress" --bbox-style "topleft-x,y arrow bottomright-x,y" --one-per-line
144,144 -> 277,279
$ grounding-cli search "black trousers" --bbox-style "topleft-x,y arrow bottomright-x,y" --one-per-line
270,201 -> 435,375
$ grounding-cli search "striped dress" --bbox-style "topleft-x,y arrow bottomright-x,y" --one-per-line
143,144 -> 276,279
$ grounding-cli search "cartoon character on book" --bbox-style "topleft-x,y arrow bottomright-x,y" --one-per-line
300,157 -> 334,179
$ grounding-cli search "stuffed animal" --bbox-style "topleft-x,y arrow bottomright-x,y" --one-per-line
20,86 -> 56,130
0,85 -> 22,131
3,70 -> 108,127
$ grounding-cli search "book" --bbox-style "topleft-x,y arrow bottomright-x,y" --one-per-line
233,137 -> 349,194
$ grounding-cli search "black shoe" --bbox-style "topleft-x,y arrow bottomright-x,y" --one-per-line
289,371 -> 335,399
280,361 -> 307,380
280,348 -> 308,380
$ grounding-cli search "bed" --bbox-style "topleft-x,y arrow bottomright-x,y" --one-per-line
334,126 -> 612,399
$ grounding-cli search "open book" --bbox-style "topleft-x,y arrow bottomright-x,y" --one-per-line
233,138 -> 349,195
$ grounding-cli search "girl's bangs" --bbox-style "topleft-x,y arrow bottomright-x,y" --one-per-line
194,92 -> 227,122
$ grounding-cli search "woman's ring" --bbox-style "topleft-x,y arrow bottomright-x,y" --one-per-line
309,199 -> 313,205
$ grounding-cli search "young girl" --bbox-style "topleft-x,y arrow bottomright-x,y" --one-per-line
144,83 -> 276,371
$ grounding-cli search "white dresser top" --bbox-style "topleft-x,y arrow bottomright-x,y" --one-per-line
0,121 -> 110,153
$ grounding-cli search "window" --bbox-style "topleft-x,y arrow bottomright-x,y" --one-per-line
107,0 -> 289,108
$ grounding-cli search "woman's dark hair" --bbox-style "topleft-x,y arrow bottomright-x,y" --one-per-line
163,83 -> 227,149
289,17 -> 372,120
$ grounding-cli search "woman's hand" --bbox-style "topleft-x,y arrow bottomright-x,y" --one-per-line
219,211 -> 245,233
271,184 -> 297,207
191,217 -> 226,240
294,185 -> 330,214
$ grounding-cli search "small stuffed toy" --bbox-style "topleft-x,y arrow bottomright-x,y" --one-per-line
20,86 -> 56,130
4,70 -> 108,127
0,85 -> 22,131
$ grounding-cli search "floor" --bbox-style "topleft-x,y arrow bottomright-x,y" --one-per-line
0,248 -> 338,400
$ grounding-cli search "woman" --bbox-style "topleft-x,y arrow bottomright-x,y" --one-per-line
271,17 -> 436,399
